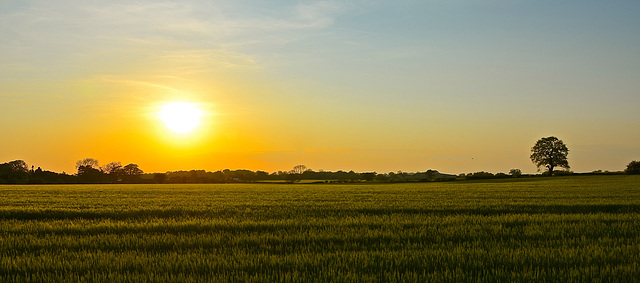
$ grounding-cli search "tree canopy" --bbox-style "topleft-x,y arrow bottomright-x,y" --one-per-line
76,158 -> 100,170
530,136 -> 570,176
626,161 -> 640,175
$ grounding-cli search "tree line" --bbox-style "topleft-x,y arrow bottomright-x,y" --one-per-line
0,159 -> 460,184
0,158 -> 145,184
160,167 -> 461,184
2,159 -> 636,185
1,137 -> 639,184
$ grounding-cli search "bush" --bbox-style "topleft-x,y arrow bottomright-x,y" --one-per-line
541,169 -> 573,176
553,170 -> 575,176
466,171 -> 495,179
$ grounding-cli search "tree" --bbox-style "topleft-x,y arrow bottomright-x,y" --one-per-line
626,161 -> 640,175
0,160 -> 30,184
7,160 -> 29,173
121,163 -> 143,183
509,169 -> 522,178
76,165 -> 105,183
122,163 -> 143,176
103,162 -> 122,175
76,158 -> 100,170
75,158 -> 105,183
291,165 -> 307,175
424,170 -> 438,181
286,165 -> 307,183
103,162 -> 123,183
530,136 -> 570,176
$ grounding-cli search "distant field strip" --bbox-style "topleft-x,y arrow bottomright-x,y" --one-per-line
1,176 -> 639,282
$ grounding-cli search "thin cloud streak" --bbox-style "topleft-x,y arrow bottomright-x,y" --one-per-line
0,0 -> 351,78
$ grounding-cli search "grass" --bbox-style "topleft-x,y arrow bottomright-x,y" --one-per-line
1,175 -> 639,282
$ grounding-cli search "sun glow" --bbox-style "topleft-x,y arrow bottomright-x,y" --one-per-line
159,102 -> 204,134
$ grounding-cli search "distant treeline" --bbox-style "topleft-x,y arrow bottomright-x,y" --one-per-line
157,168 -> 459,184
0,159 -> 630,185
0,159 -> 457,184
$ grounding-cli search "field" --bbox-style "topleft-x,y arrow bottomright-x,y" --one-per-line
1,176 -> 639,282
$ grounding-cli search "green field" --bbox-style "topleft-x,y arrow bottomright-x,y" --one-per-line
1,176 -> 639,282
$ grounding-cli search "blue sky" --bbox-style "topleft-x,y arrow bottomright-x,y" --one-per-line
1,0 -> 639,174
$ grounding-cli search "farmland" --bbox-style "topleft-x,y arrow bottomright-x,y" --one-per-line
1,175 -> 639,282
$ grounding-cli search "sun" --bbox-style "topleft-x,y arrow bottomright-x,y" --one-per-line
159,102 -> 204,134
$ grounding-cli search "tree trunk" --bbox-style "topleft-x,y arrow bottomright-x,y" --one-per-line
548,166 -> 554,176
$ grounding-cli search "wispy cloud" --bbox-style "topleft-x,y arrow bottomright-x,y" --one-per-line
0,0 -> 351,81
293,1 -> 345,29
99,76 -> 181,93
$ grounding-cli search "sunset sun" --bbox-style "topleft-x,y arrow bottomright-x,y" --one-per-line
159,102 -> 203,134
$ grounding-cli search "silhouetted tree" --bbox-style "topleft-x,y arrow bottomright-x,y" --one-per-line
103,162 -> 123,183
287,165 -> 307,183
76,158 -> 100,170
424,170 -> 438,181
626,161 -> 640,175
77,165 -> 105,183
121,163 -> 143,183
103,162 -> 122,174
509,169 -> 522,177
122,163 -> 143,175
530,136 -> 570,176
8,160 -> 29,173
291,165 -> 307,175
0,160 -> 30,183
75,158 -> 105,183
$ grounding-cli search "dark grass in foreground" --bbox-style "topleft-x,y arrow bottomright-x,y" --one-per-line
1,175 -> 639,282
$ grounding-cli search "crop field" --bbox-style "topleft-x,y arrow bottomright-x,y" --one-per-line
1,175 -> 639,282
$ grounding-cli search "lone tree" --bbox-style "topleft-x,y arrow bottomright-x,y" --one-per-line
530,136 -> 570,176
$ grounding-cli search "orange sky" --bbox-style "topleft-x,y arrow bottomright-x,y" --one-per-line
2,1 -> 640,175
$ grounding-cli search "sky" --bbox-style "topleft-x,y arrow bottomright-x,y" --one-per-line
1,0 -> 639,175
